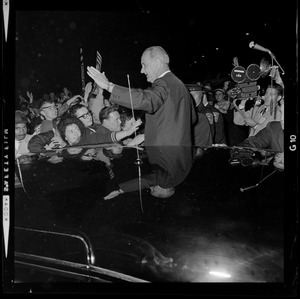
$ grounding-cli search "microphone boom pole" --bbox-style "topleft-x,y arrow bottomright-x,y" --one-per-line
127,74 -> 144,214
270,54 -> 285,75
249,41 -> 285,75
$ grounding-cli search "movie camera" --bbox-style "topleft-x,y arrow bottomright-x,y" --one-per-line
229,63 -> 261,100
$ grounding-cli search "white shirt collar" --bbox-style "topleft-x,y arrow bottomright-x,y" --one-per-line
15,139 -> 23,145
15,139 -> 21,151
158,70 -> 171,79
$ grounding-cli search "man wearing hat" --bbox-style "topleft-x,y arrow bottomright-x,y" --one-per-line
214,88 -> 230,114
15,110 -> 35,159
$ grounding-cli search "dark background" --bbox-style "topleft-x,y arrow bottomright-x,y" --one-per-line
13,0 -> 297,99
1,0 -> 298,294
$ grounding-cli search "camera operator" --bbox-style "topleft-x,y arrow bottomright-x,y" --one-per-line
222,81 -> 249,146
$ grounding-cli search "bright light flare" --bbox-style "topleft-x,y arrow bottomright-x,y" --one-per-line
209,271 -> 231,278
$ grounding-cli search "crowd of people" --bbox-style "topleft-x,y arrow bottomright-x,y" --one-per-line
15,46 -> 285,198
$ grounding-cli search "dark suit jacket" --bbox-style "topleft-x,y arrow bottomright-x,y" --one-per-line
28,130 -> 55,153
238,121 -> 283,152
109,72 -> 197,147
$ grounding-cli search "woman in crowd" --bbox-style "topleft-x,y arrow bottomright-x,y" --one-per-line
28,115 -> 85,153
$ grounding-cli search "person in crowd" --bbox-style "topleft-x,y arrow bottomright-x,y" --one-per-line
83,82 -> 93,103
21,90 -> 43,133
218,81 -> 249,146
28,115 -> 86,154
237,100 -> 284,170
15,110 -> 36,160
223,86 -> 249,146
117,106 -> 145,146
16,93 -> 36,122
60,86 -> 72,103
25,91 -> 40,116
23,91 -> 50,134
202,81 -> 215,105
118,106 -> 137,131
28,125 -> 67,154
234,84 -> 284,137
67,103 -> 98,132
37,95 -> 87,133
28,110 -> 43,135
38,99 -> 59,133
49,91 -> 59,103
28,107 -> 142,154
258,57 -> 284,96
97,105 -> 143,145
189,86 -> 226,146
214,86 -> 249,146
87,46 -> 196,198
17,92 -> 30,108
214,88 -> 230,114
57,115 -> 86,146
26,94 -> 43,134
238,121 -> 283,152
188,85 -> 213,155
222,80 -> 233,95
222,79 -> 237,101
67,103 -> 142,145
57,116 -> 130,170
55,100 -> 63,110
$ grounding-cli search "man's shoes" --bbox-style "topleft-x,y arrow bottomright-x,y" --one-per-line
150,185 -> 175,198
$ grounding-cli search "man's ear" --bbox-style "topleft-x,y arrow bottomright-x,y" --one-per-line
155,58 -> 161,67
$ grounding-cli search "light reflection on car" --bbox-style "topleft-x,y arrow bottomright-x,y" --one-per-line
14,143 -> 284,284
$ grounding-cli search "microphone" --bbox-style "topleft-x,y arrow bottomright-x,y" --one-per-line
249,41 -> 272,54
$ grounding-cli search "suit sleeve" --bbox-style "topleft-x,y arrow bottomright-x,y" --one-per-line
109,79 -> 168,113
238,124 -> 272,149
84,125 -> 115,144
28,131 -> 54,153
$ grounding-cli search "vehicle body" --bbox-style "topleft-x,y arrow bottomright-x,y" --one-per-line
11,144 -> 285,290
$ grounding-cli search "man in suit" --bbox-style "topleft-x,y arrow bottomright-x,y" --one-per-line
87,46 -> 197,198
237,100 -> 284,170
87,46 -> 196,147
237,121 -> 283,152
